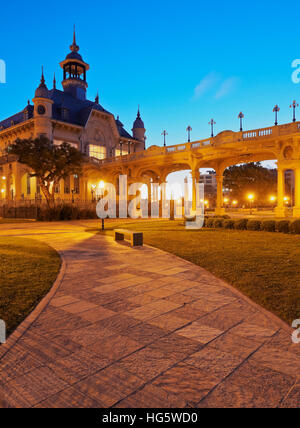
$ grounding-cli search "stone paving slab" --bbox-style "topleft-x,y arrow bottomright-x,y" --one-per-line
0,221 -> 299,408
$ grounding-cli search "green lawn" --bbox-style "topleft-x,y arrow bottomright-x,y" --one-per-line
0,237 -> 61,336
90,219 -> 300,325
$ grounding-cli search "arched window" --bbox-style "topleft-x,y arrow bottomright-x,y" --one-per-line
64,176 -> 70,194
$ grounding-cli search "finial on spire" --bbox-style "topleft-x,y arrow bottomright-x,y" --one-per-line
53,73 -> 56,89
41,66 -> 45,84
95,91 -> 99,104
70,25 -> 79,53
137,105 -> 140,117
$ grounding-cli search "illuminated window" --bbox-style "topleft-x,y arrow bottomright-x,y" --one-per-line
88,145 -> 107,160
115,149 -> 128,157
27,174 -> 31,195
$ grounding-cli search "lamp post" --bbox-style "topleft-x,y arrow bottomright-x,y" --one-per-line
161,130 -> 168,147
71,189 -> 75,204
273,105 -> 280,126
186,126 -> 192,143
269,195 -> 277,210
248,194 -> 254,215
290,100 -> 299,122
209,119 -> 216,137
238,112 -> 244,131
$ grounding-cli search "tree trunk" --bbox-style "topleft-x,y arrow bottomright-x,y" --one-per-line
39,179 -> 55,209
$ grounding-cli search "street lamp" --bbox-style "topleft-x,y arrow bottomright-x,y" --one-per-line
290,100 -> 299,122
273,105 -> 280,126
247,193 -> 255,215
232,200 -> 238,207
238,112 -> 244,131
209,119 -> 216,137
161,130 -> 168,147
269,195 -> 276,209
186,126 -> 192,143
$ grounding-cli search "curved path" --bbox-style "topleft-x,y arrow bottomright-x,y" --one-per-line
0,221 -> 299,408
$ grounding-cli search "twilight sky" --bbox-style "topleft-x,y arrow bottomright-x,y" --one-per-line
1,0 -> 299,166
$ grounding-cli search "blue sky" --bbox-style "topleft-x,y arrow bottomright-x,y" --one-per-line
1,0 -> 300,158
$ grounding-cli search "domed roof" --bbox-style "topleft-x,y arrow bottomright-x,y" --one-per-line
35,69 -> 50,99
133,109 -> 144,129
66,51 -> 83,61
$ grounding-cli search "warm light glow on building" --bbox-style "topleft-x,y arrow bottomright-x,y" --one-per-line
270,195 -> 277,202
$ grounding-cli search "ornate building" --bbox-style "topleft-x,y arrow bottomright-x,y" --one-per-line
0,30 -> 146,202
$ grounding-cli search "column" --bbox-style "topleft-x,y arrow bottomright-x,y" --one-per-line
215,173 -> 225,215
147,181 -> 152,217
192,170 -> 200,212
14,166 -> 22,202
293,167 -> 300,217
275,167 -> 287,217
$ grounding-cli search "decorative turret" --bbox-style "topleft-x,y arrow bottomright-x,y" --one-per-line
132,108 -> 146,148
34,67 -> 49,99
32,68 -> 54,139
59,27 -> 90,101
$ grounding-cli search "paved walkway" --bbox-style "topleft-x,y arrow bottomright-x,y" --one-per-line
0,221 -> 299,408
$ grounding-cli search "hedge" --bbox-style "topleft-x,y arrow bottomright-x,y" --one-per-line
290,219 -> 300,234
37,205 -> 98,221
261,220 -> 276,232
203,217 -> 300,234
234,219 -> 248,230
247,220 -> 261,231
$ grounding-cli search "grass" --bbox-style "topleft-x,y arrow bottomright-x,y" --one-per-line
88,219 -> 300,325
0,237 -> 61,336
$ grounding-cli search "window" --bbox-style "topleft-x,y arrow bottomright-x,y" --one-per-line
88,145 -> 107,160
27,174 -> 31,195
115,149 -> 128,157
54,181 -> 60,194
74,175 -> 80,194
64,176 -> 70,194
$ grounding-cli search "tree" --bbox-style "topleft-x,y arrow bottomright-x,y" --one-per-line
8,136 -> 83,208
223,162 -> 277,205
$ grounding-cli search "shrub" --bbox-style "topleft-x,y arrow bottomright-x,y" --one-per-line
289,219 -> 300,234
213,218 -> 224,228
276,220 -> 290,234
261,220 -> 276,232
37,205 -> 98,221
224,219 -> 235,229
247,220 -> 261,231
234,219 -> 248,230
206,218 -> 215,228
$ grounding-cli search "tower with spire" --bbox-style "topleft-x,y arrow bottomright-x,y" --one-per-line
32,67 -> 54,139
132,107 -> 146,149
59,26 -> 90,100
